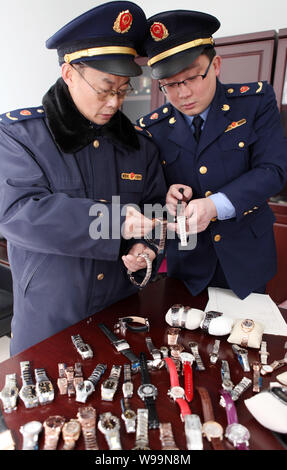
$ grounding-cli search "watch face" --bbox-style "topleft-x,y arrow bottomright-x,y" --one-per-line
262,365 -> 273,373
38,381 -> 53,393
102,379 -> 117,390
138,384 -> 158,399
123,409 -> 136,419
241,319 -> 255,332
78,406 -> 96,420
225,423 -> 250,443
202,421 -> 223,439
180,352 -> 194,364
45,416 -> 65,429
168,386 -> 185,400
63,420 -> 81,436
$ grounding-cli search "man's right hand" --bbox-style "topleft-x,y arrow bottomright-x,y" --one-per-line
166,184 -> 193,216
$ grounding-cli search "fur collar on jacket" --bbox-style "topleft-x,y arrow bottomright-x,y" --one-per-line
42,78 -> 140,154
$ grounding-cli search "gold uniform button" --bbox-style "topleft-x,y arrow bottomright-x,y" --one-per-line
93,139 -> 100,148
199,166 -> 208,175
163,107 -> 169,114
205,190 -> 213,197
227,88 -> 234,94
211,217 -> 217,222
162,160 -> 166,165
97,273 -> 104,281
214,234 -> 221,242
238,141 -> 245,148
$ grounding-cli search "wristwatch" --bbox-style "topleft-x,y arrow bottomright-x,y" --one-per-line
114,316 -> 150,334
227,377 -> 252,402
65,365 -> 76,397
170,304 -> 183,327
232,344 -> 250,372
170,344 -> 184,360
240,319 -> 255,347
167,327 -> 181,346
43,415 -> 65,450
165,356 -> 191,422
0,373 -> 19,413
132,408 -> 150,450
137,352 -> 159,429
259,340 -> 269,365
252,361 -> 262,393
19,361 -> 39,409
184,414 -> 203,450
209,339 -> 221,364
76,363 -> 107,403
127,252 -> 153,289
220,389 -> 250,450
201,311 -> 223,333
122,363 -> 133,398
261,359 -> 287,376
57,363 -> 68,395
35,368 -> 54,405
177,190 -> 187,247
197,386 -> 224,450
0,408 -> 15,450
77,406 -> 99,450
221,360 -> 234,391
180,352 -> 194,402
62,419 -> 81,450
20,421 -> 42,450
98,412 -> 122,450
145,336 -> 164,368
121,397 -> 137,433
159,422 -> 179,450
71,334 -> 93,359
98,322 -> 140,371
189,341 -> 205,371
73,362 -> 84,388
101,364 -> 121,401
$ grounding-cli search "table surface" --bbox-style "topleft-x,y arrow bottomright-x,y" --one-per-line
1,277 -> 287,451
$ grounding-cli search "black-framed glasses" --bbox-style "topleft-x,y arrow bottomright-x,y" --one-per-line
159,58 -> 213,94
71,64 -> 134,101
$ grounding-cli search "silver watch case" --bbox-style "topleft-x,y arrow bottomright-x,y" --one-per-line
167,385 -> 185,401
137,383 -> 158,401
225,423 -> 250,446
75,380 -> 95,403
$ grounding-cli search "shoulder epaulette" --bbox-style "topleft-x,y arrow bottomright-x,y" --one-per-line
136,102 -> 173,129
0,106 -> 45,125
224,81 -> 267,98
134,125 -> 153,138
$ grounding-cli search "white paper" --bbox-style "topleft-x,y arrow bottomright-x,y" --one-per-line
205,287 -> 287,336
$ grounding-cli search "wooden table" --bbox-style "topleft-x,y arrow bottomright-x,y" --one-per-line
1,277 -> 286,452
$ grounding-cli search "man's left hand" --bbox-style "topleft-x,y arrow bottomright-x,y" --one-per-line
122,243 -> 156,272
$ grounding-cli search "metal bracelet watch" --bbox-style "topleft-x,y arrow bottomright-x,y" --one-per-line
0,373 -> 19,413
43,415 -> 65,450
132,408 -> 150,450
57,363 -> 68,395
98,322 -> 140,371
165,356 -> 191,422
201,311 -> 223,333
101,364 -> 121,401
170,304 -> 183,327
114,316 -> 150,334
98,412 -> 122,450
252,361 -> 262,393
76,363 -> 107,403
20,421 -> 42,450
34,368 -> 54,405
137,352 -> 159,429
240,319 -> 255,348
65,366 -> 76,397
232,344 -> 250,372
145,216 -> 167,256
127,252 -> 153,289
184,414 -> 203,450
73,362 -> 84,388
189,341 -> 205,371
220,389 -> 250,450
167,327 -> 181,346
77,406 -> 98,450
259,340 -> 269,365
261,358 -> 287,376
62,419 -> 81,450
209,339 -> 221,364
0,408 -> 15,450
221,360 -> 234,391
159,422 -> 179,450
180,352 -> 195,403
71,334 -> 93,359
19,361 -> 39,409
121,398 -> 137,433
220,377 -> 251,404
176,188 -> 187,247
145,336 -> 164,368
122,363 -> 133,398
197,386 -> 224,450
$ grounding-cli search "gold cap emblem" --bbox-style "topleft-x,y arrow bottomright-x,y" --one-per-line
150,22 -> 169,41
113,10 -> 133,34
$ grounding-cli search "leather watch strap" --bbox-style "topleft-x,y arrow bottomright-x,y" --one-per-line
139,352 -> 151,384
98,322 -> 139,366
197,386 -> 215,421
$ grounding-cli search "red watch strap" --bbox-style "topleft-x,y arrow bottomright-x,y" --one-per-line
183,363 -> 193,402
176,398 -> 191,420
165,357 -> 180,387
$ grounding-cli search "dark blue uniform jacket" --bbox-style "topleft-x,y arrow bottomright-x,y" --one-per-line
137,80 -> 287,299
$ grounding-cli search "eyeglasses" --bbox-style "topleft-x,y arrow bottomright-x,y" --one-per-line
71,64 -> 134,101
159,58 -> 213,94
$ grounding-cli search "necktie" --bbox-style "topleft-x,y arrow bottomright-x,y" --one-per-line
192,115 -> 204,143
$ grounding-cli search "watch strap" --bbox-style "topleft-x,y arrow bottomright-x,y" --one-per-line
183,362 -> 193,402
159,423 -> 179,450
176,398 -> 191,420
220,389 -> 238,425
88,364 -> 107,386
165,357 -> 180,387
197,386 -> 215,422
0,409 -> 15,450
139,352 -> 151,384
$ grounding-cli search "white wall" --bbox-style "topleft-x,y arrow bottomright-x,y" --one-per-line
1,0 -> 287,113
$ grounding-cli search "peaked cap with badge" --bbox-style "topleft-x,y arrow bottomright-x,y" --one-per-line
46,1 -> 148,76
144,9 -> 220,79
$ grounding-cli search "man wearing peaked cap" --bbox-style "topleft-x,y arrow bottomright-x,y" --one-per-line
0,1 -> 166,355
138,9 -> 287,300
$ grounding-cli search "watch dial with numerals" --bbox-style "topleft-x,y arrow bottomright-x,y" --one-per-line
202,421 -> 223,438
